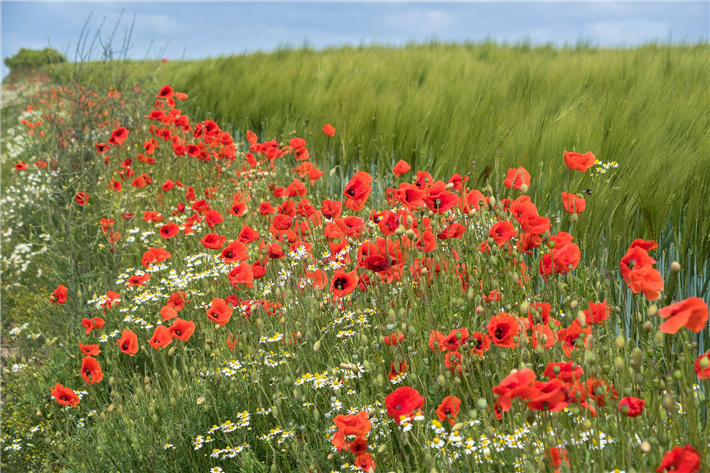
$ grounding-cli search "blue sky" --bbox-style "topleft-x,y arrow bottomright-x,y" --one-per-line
2,1 -> 708,78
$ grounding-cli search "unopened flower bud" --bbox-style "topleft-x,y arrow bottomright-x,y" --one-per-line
670,261 -> 681,274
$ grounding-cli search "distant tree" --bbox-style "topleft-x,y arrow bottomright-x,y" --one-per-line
4,47 -> 66,72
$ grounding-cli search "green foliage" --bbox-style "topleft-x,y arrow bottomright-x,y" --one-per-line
4,47 -> 66,72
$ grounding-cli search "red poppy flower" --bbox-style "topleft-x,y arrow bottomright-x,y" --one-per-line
525,379 -> 570,412
628,264 -> 664,301
385,386 -> 425,424
220,240 -> 249,263
489,220 -> 518,246
388,360 -> 409,381
159,222 -> 180,239
492,368 -> 537,412
656,445 -> 701,473
81,317 -> 105,334
207,297 -> 233,326
583,300 -> 609,325
384,332 -> 405,346
343,171 -> 372,212
561,192 -> 586,214
618,396 -> 645,417
108,126 -> 129,146
552,241 -> 580,274
109,179 -> 122,192
503,167 -> 530,190
205,209 -> 224,229
142,247 -> 172,268
157,84 -> 174,98
629,238 -> 659,251
445,351 -> 464,374
331,269 -> 359,298
50,383 -> 80,407
436,396 -> 461,425
289,137 -> 306,149
168,318 -> 195,341
658,297 -> 708,334
620,245 -> 657,282
333,410 -> 372,438
563,150 -> 595,172
542,361 -> 584,385
695,351 -> 710,380
237,225 -> 260,244
116,329 -> 139,356
126,273 -> 150,287
548,447 -> 570,469
14,161 -> 27,171
323,124 -> 336,136
228,262 -> 254,289
557,319 -> 592,358
442,328 -> 469,351
78,343 -> 101,356
393,159 -> 411,176
200,232 -> 226,250
161,306 -> 178,321
75,192 -> 88,206
355,453 -> 374,471
321,199 -> 343,220
80,356 -> 103,384
423,189 -> 459,214
50,284 -> 68,304
470,332 -> 491,358
487,312 -> 521,348
148,325 -> 173,350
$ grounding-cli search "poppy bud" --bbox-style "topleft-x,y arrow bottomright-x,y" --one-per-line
640,440 -> 651,453
36,410 -> 42,418
661,392 -> 676,412
614,335 -> 626,348
313,340 -> 321,351
168,347 -> 176,356
654,331 -> 664,346
582,419 -> 592,430
614,356 -> 624,370
520,183 -> 528,193
570,213 -> 579,223
643,321 -> 653,333
670,261 -> 681,274
477,398 -> 488,410
630,348 -> 643,369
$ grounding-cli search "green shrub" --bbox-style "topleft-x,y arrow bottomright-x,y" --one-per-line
4,47 -> 66,72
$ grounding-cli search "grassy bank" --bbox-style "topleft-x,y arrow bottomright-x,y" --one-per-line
152,42 -> 710,269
